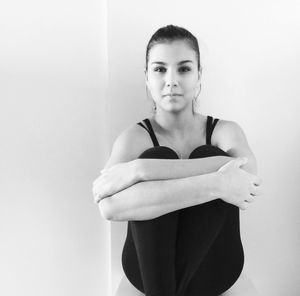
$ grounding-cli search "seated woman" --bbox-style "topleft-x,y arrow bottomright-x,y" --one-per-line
93,25 -> 262,296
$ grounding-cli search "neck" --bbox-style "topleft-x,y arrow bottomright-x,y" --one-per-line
152,109 -> 198,139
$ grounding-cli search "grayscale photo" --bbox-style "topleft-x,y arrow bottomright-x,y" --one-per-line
1,1 -> 299,296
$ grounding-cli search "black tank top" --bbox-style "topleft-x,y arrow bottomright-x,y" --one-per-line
122,115 -> 244,295
136,115 -> 219,149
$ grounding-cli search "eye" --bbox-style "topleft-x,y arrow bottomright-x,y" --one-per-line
154,67 -> 166,73
179,66 -> 191,72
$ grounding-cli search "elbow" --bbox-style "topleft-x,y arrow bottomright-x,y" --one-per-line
247,154 -> 258,174
241,154 -> 258,175
98,197 -> 115,221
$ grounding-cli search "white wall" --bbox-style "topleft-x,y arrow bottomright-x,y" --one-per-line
0,0 -> 110,296
107,1 -> 300,295
2,1 -> 299,296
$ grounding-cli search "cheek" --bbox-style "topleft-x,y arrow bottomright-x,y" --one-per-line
148,77 -> 163,89
183,78 -> 198,91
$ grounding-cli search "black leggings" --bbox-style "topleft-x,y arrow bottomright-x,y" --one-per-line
121,145 -> 244,296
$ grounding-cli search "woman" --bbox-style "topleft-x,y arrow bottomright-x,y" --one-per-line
93,25 -> 262,296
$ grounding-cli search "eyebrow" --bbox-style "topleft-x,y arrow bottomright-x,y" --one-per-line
151,60 -> 193,65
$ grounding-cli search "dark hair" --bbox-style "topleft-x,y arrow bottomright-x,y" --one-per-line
145,24 -> 201,72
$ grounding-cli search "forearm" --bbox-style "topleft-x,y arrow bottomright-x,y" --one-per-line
226,148 -> 258,175
139,156 -> 233,181
99,172 -> 220,221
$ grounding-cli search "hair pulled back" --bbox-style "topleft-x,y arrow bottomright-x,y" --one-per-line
145,24 -> 201,72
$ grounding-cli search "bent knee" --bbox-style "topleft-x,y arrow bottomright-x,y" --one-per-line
138,146 -> 179,159
189,145 -> 229,159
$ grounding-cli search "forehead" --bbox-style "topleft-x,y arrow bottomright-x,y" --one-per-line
148,40 -> 197,64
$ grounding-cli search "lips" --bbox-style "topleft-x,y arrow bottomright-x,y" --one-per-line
163,93 -> 183,97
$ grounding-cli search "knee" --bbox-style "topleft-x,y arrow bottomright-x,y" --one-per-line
189,145 -> 229,159
138,146 -> 179,160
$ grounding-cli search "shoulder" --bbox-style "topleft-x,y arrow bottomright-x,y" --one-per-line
212,118 -> 249,152
214,118 -> 245,138
211,117 -> 258,173
117,121 -> 153,152
103,120 -> 153,170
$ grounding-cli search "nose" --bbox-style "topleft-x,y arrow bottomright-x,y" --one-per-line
165,69 -> 178,87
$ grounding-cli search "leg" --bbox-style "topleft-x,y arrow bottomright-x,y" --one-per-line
122,146 -> 180,296
176,145 -> 244,296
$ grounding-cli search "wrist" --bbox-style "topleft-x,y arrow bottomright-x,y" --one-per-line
210,172 -> 225,199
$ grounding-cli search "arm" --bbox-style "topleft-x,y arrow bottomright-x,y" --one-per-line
136,120 -> 258,182
99,172 -> 220,221
214,120 -> 258,175
99,156 -> 258,221
137,156 -> 233,182
96,121 -> 260,220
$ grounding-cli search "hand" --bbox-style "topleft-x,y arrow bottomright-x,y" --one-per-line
217,157 -> 263,210
92,160 -> 141,203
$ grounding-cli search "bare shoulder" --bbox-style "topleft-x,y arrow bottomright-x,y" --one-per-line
213,119 -> 245,143
212,118 -> 249,152
102,121 -> 153,170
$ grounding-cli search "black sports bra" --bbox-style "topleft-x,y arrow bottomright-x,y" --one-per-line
137,115 -> 219,159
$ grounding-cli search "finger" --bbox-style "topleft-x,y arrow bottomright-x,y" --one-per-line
93,192 -> 98,203
94,192 -> 104,204
251,175 -> 262,186
95,196 -> 101,204
94,196 -> 99,204
239,201 -> 248,211
246,196 -> 255,203
92,182 -> 102,195
93,185 -> 105,203
97,193 -> 109,204
93,174 -> 107,188
100,170 -> 108,176
94,182 -> 112,203
218,159 -> 233,172
92,185 -> 99,198
95,195 -> 101,204
234,157 -> 248,168
92,187 -> 101,203
250,185 -> 263,196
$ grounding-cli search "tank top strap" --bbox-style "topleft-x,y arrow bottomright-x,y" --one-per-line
137,118 -> 160,147
206,115 -> 219,145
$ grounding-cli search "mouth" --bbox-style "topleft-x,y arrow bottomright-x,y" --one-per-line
163,93 -> 183,97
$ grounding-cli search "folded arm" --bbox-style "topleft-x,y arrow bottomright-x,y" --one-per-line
95,120 -> 261,221
137,156 -> 233,182
99,172 -> 221,221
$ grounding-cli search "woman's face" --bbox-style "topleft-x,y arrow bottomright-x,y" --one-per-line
145,40 -> 201,113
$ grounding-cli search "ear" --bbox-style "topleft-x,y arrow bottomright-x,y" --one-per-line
198,66 -> 202,81
144,68 -> 149,87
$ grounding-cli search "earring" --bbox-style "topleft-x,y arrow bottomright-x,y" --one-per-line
193,97 -> 197,115
196,83 -> 202,98
153,102 -> 157,111
193,84 -> 202,114
145,85 -> 157,113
